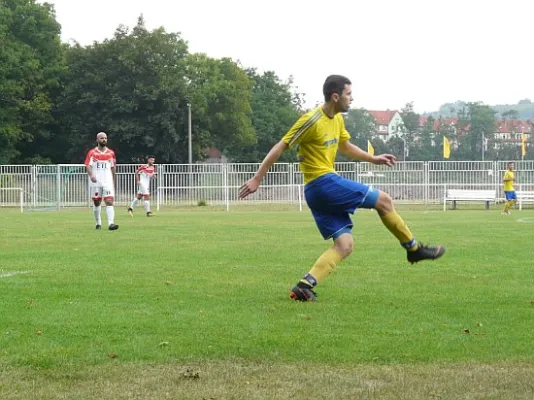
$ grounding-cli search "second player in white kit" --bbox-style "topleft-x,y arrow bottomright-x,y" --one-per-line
128,155 -> 156,217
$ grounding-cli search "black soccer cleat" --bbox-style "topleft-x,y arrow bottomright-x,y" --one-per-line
407,243 -> 446,264
108,223 -> 119,231
146,211 -> 154,217
127,207 -> 133,216
289,285 -> 317,302
95,224 -> 102,230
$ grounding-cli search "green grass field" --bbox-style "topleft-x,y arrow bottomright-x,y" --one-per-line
1,207 -> 533,399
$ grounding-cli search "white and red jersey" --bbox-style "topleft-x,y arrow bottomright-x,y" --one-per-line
136,164 -> 156,190
84,147 -> 116,185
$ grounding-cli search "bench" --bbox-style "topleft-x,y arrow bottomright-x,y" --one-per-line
443,189 -> 497,211
517,191 -> 534,210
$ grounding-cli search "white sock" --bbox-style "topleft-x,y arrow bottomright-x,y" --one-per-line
130,198 -> 138,208
106,206 -> 115,225
144,200 -> 151,213
93,205 -> 102,225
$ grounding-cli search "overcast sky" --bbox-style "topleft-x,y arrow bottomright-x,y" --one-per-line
41,0 -> 533,113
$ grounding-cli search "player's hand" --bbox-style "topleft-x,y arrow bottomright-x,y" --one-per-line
238,178 -> 260,199
90,175 -> 97,183
372,154 -> 396,167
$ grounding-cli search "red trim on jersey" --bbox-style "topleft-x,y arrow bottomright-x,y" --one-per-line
92,197 -> 102,201
103,195 -> 114,200
136,164 -> 156,175
84,147 -> 116,166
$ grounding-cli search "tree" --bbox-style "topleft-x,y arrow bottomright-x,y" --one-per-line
456,102 -> 496,160
226,69 -> 301,162
56,17 -> 191,163
338,108 -> 389,161
400,102 -> 419,134
416,116 -> 438,161
0,0 -> 63,163
185,54 -> 256,162
399,102 -> 420,160
501,109 -> 519,120
344,108 -> 376,146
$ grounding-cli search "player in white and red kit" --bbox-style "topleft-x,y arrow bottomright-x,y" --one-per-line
128,155 -> 156,217
84,132 -> 119,230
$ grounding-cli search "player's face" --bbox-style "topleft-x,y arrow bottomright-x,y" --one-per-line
97,135 -> 107,147
335,84 -> 353,113
147,157 -> 155,166
508,163 -> 514,170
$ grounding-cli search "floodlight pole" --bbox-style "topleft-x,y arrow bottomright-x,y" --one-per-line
187,102 -> 192,166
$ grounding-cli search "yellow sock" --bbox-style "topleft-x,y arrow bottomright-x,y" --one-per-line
504,200 -> 513,212
380,210 -> 418,251
302,248 -> 342,286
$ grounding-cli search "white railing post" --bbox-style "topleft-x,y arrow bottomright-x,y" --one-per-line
443,184 -> 447,211
298,184 -> 303,212
223,164 -> 229,212
31,165 -> 37,208
289,163 -> 294,204
56,164 -> 61,210
519,185 -> 523,211
424,162 -> 429,204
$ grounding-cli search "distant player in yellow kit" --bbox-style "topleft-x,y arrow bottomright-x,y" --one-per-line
502,161 -> 516,215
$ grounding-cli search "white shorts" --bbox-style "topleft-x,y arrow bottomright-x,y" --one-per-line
90,183 -> 115,200
137,184 -> 150,197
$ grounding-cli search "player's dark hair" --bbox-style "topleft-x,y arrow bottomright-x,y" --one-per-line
147,155 -> 155,160
323,75 -> 351,102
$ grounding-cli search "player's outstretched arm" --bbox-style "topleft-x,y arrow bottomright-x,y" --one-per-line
339,141 -> 396,167
238,140 -> 289,199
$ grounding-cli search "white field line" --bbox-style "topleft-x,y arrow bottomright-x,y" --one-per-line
516,217 -> 534,223
0,271 -> 32,279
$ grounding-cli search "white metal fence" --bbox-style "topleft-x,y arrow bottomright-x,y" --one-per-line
1,161 -> 533,210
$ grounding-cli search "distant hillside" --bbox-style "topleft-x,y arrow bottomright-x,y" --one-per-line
425,99 -> 534,120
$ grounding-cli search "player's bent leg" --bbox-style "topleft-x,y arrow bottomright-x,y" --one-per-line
373,191 -> 445,264
290,230 -> 351,302
128,194 -> 143,216
374,191 -> 416,247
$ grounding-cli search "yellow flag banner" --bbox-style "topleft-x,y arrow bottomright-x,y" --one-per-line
522,132 -> 527,157
443,136 -> 451,159
367,140 -> 375,156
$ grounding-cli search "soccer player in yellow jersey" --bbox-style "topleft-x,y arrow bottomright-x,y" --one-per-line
502,161 -> 516,215
238,75 -> 445,302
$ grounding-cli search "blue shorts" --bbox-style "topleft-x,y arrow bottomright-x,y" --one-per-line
304,173 -> 380,240
504,191 -> 517,201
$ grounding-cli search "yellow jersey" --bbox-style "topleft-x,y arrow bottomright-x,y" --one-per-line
281,106 -> 350,184
503,170 -> 515,192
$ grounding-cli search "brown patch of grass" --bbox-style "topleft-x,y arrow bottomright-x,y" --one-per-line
2,361 -> 533,399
